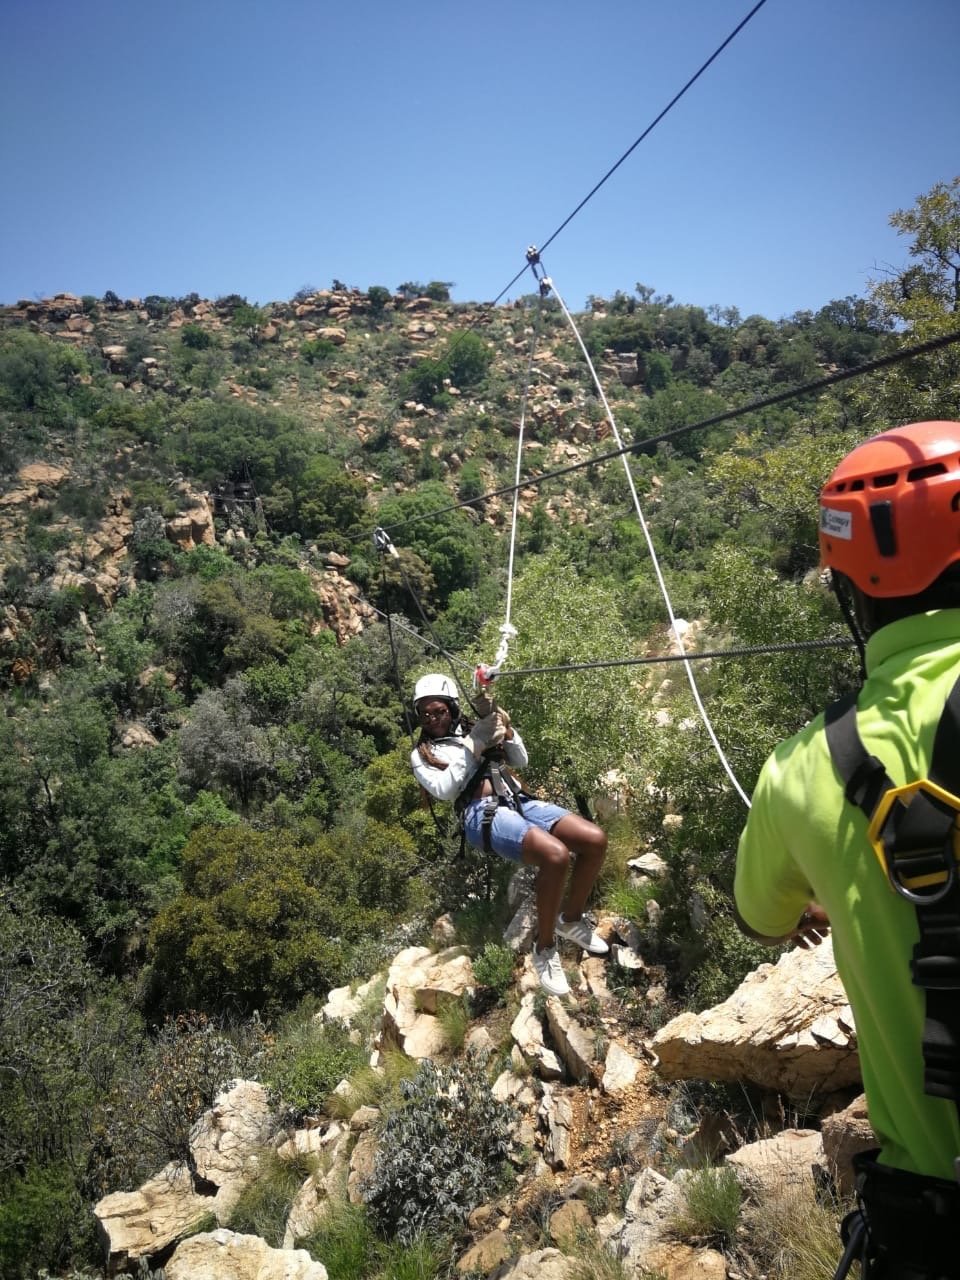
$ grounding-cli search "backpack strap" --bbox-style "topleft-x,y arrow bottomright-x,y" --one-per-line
825,676 -> 960,1108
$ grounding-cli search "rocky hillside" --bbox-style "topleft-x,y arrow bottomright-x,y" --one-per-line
93,883 -> 871,1280
0,272 -> 908,1279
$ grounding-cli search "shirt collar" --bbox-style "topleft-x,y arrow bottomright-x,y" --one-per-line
865,609 -> 960,674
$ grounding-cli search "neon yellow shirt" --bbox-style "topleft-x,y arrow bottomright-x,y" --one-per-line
735,609 -> 960,1178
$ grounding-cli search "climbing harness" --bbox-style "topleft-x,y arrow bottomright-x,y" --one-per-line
825,675 -> 960,1276
837,1151 -> 960,1278
825,673 -> 960,1113
454,749 -> 527,852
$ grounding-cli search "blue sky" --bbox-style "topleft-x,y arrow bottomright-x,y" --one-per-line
2,0 -> 957,319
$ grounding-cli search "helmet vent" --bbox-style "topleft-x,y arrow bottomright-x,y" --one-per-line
906,462 -> 947,482
872,473 -> 897,489
869,501 -> 897,557
849,479 -> 865,491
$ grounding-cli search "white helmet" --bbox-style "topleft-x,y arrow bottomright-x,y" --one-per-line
413,673 -> 459,710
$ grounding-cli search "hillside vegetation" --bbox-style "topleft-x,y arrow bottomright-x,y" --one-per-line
0,177 -> 957,1277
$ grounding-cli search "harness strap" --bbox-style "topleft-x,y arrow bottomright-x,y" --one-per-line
453,754 -> 530,854
824,676 -> 960,1110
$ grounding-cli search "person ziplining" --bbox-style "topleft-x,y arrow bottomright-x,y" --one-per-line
409,673 -> 609,997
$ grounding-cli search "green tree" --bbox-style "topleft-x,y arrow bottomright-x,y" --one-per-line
231,302 -> 267,342
367,285 -> 392,314
374,482 -> 482,606
149,820 -> 419,1014
297,455 -> 367,546
479,549 -> 650,812
864,175 -> 960,424
445,330 -> 492,388
0,330 -> 88,413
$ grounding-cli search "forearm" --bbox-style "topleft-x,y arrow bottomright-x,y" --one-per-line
733,903 -> 791,945
734,901 -> 830,950
411,745 -> 474,801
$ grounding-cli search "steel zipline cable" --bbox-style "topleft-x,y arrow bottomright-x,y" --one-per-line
489,0 -> 771,308
416,0 -> 771,383
490,636 -> 856,679
367,601 -> 854,672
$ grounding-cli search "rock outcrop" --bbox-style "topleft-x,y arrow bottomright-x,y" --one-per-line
651,938 -> 860,1096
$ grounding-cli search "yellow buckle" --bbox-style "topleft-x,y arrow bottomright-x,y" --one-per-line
867,779 -> 960,893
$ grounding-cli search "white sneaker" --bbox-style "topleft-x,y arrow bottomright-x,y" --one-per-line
556,913 -> 609,956
532,945 -> 570,997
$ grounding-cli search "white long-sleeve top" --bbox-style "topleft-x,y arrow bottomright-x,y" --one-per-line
410,726 -> 529,803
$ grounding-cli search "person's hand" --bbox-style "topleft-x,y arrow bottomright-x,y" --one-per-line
463,712 -> 505,758
496,708 -> 513,738
789,903 -> 830,950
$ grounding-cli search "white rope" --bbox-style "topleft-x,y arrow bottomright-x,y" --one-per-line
481,294 -> 545,682
546,276 -> 752,808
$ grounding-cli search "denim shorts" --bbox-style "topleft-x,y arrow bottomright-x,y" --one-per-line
462,795 -> 571,863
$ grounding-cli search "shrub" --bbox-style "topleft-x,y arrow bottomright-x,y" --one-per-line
741,1180 -> 847,1280
133,1012 -> 262,1168
367,285 -> 392,314
326,1048 -> 420,1120
244,365 -> 275,390
181,323 -> 213,350
264,1017 -> 368,1125
301,338 -> 337,364
362,1056 -> 517,1243
0,1161 -> 89,1280
670,1165 -> 742,1248
301,1200 -> 378,1277
435,994 -> 471,1051
444,329 -> 491,388
472,942 -> 516,1002
226,1148 -> 312,1247
300,1201 -> 448,1280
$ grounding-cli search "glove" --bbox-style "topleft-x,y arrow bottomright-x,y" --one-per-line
463,712 -> 506,758
496,708 -> 512,736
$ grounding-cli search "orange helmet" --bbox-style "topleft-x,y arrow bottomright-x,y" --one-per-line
819,421 -> 960,597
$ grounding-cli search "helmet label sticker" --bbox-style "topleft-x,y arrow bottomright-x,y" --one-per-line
820,507 -> 852,540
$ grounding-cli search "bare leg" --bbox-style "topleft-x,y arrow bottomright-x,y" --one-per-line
550,815 -> 607,920
521,827 -> 571,950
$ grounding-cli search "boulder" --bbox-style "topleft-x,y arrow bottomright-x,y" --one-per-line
651,939 -> 859,1097
190,1080 -> 275,1219
282,1128 -> 352,1247
18,463 -> 68,487
380,945 -> 474,1059
540,1084 -> 575,1170
642,1243 -> 728,1280
94,1163 -> 214,1272
821,1093 -> 876,1192
726,1128 -> 826,1197
544,998 -> 598,1083
457,1229 -> 513,1274
549,1197 -> 593,1247
602,1041 -> 642,1095
510,993 -> 564,1079
489,1247 -> 578,1279
166,1229 -> 328,1280
165,495 -> 216,551
320,974 -> 382,1028
604,1167 -> 692,1271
